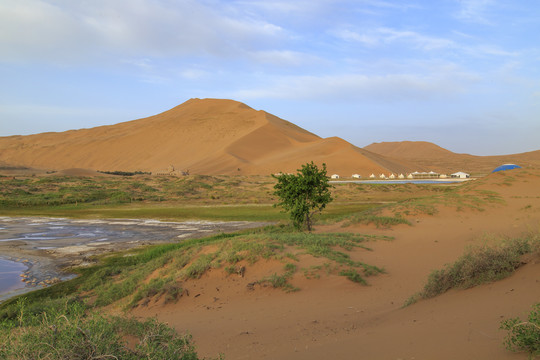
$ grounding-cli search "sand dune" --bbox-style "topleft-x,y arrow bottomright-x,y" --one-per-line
133,168 -> 540,359
3,99 -> 538,176
365,141 -> 540,174
0,99 -> 413,176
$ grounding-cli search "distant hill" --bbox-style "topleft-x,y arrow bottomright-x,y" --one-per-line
0,99 -> 415,176
364,141 -> 540,174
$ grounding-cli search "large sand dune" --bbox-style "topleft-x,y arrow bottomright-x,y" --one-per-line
0,99 -> 410,176
365,141 -> 540,174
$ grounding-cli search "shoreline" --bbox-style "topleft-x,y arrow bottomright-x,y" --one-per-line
0,216 -> 269,304
0,248 -> 76,304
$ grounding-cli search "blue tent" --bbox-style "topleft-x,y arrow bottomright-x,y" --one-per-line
492,164 -> 522,173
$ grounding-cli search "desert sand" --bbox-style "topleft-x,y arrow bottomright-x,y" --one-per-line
132,169 -> 540,359
0,99 -> 424,176
2,99 -> 538,177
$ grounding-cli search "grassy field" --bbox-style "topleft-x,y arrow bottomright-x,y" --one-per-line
0,173 -> 454,222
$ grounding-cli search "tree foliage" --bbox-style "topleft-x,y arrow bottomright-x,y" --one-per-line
272,162 -> 333,231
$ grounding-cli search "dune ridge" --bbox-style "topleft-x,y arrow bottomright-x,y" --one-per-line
365,141 -> 540,174
2,100 -> 539,176
0,99 -> 408,176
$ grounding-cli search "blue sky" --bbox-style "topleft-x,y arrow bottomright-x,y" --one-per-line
1,0 -> 539,155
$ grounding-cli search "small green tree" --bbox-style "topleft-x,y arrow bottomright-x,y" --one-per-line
272,162 -> 333,231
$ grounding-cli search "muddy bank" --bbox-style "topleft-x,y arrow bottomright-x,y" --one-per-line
0,217 -> 268,302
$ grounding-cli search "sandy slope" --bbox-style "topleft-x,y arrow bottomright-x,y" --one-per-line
365,141 -> 540,174
0,99 -> 409,176
132,169 -> 540,359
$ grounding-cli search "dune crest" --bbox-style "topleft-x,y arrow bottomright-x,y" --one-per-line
0,99 -> 411,176
365,141 -> 540,174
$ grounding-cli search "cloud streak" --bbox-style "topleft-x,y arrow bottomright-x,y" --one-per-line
232,69 -> 479,102
332,27 -> 455,51
455,0 -> 495,24
0,0 -> 285,64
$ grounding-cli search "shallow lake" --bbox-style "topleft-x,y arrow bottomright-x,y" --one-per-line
0,258 -> 27,294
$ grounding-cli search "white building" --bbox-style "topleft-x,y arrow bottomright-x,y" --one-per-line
451,171 -> 470,179
352,174 -> 361,179
398,173 -> 405,179
370,173 -> 376,179
389,173 -> 396,179
379,174 -> 387,179
410,171 -> 440,179
331,174 -> 340,179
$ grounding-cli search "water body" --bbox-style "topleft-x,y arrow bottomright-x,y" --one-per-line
0,217 -> 261,248
0,216 -> 266,301
331,179 -> 468,185
0,258 -> 27,294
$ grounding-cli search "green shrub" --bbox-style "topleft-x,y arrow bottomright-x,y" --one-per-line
500,303 -> 540,358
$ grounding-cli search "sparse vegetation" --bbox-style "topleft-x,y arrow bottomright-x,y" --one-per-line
500,303 -> 540,358
342,212 -> 411,228
404,235 -> 539,306
258,263 -> 299,292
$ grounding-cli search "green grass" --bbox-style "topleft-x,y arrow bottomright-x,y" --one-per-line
338,269 -> 367,285
0,202 -> 380,224
342,213 -> 411,228
0,173 -> 452,224
388,188 -> 505,218
404,235 -> 539,306
0,298 -> 208,360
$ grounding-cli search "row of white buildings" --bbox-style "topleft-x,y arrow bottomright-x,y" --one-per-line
330,171 -> 470,180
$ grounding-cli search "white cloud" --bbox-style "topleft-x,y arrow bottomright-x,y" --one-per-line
331,29 -> 379,46
454,0 -> 495,24
474,45 -> 519,57
248,50 -> 318,66
0,0 -> 285,64
332,27 -> 455,51
356,0 -> 420,11
232,69 -> 478,102
177,68 -> 210,80
377,28 -> 455,50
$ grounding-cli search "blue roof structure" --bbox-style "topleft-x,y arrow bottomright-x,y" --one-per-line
492,164 -> 522,173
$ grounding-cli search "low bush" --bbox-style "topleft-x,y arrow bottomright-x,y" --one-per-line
405,235 -> 539,306
500,303 -> 540,358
